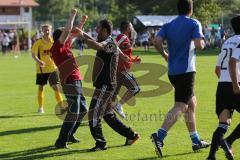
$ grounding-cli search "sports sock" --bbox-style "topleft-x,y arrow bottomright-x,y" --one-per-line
55,91 -> 63,107
190,131 -> 201,144
208,122 -> 229,158
226,123 -> 240,146
157,128 -> 167,141
38,89 -> 44,108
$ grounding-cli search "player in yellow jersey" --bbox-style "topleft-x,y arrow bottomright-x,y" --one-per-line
31,24 -> 63,113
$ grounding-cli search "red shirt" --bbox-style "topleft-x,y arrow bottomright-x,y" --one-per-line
115,34 -> 132,71
50,40 -> 82,84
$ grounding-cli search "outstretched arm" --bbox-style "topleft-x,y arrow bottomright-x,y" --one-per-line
83,37 -> 104,50
77,30 -> 121,55
59,8 -> 78,44
76,30 -> 104,50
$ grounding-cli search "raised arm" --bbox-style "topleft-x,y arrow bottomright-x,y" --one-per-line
79,15 -> 88,29
59,8 -> 78,44
70,15 -> 89,37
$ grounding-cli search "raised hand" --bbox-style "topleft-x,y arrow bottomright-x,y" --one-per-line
79,15 -> 88,29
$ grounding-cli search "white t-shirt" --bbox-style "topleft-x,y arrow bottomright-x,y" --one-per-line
2,36 -> 10,46
216,35 -> 240,82
8,32 -> 14,41
141,32 -> 149,42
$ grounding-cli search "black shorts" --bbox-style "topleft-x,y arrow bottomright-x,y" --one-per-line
216,82 -> 240,117
168,72 -> 195,104
36,71 -> 60,86
142,41 -> 149,46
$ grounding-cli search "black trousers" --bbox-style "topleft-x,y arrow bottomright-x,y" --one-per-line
88,85 -> 135,147
2,45 -> 8,54
56,81 -> 87,143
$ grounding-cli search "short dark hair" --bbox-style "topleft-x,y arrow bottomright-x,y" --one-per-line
177,0 -> 192,15
120,21 -> 130,33
52,28 -> 62,42
99,19 -> 113,35
231,15 -> 240,34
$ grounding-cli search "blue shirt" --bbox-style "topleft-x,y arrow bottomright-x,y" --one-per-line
157,15 -> 203,75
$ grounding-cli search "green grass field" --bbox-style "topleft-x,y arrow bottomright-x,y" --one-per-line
0,48 -> 239,160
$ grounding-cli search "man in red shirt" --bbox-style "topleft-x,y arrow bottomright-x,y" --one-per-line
50,8 -> 87,149
113,21 -> 141,118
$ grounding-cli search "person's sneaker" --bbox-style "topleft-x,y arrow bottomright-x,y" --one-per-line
125,133 -> 140,145
90,145 -> 107,152
192,139 -> 211,151
220,139 -> 234,160
68,136 -> 80,143
38,107 -> 44,113
54,140 -> 69,149
114,103 -> 126,119
151,133 -> 164,158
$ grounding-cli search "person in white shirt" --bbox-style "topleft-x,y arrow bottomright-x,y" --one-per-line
207,15 -> 240,160
141,30 -> 150,52
8,30 -> 15,51
2,33 -> 10,54
0,30 -> 3,51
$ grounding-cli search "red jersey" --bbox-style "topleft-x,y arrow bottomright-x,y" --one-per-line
115,34 -> 132,71
50,40 -> 82,84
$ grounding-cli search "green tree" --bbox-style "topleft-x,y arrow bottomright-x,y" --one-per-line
194,0 -> 220,25
151,0 -> 178,15
33,0 -> 77,21
34,0 -> 239,29
218,0 -> 240,15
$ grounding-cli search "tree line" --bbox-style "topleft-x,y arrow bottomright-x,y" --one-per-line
33,0 -> 240,28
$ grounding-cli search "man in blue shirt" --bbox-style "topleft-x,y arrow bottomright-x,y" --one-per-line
151,0 -> 210,158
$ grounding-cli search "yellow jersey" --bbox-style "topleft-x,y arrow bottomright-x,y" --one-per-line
31,38 -> 56,74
